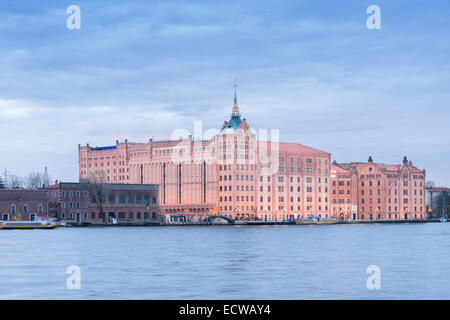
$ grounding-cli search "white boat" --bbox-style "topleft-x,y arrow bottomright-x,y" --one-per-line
0,216 -> 60,230
0,220 -> 60,230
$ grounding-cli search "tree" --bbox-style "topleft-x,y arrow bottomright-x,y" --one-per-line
433,191 -> 450,218
3,167 -> 52,189
0,175 -> 5,189
8,174 -> 24,188
26,172 -> 44,188
81,170 -> 107,223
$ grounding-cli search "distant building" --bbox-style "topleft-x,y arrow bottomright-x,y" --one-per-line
0,189 -> 48,221
76,89 -> 428,221
333,156 -> 426,220
0,183 -> 159,223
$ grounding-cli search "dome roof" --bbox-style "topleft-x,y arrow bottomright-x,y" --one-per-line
219,116 -> 243,135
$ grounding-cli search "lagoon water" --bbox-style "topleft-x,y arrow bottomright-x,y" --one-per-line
1,223 -> 449,299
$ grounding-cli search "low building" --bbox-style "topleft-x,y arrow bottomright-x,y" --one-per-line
46,182 -> 159,223
0,189 -> 48,221
0,182 -> 159,223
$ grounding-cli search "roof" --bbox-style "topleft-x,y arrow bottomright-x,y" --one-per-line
376,164 -> 424,173
44,184 -> 60,189
331,163 -> 351,173
336,160 -> 425,173
257,141 -> 330,156
0,189 -> 48,201
427,187 -> 450,193
218,115 -> 243,135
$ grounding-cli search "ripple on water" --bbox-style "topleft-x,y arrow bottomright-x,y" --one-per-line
0,224 -> 449,299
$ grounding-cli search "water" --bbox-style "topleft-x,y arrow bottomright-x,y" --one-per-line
1,223 -> 449,299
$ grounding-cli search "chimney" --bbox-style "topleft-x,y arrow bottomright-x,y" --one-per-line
403,156 -> 408,165
368,156 -> 373,163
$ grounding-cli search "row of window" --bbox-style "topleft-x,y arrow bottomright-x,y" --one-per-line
219,165 -> 255,171
92,194 -> 157,205
61,211 -> 157,220
219,175 -> 254,182
360,206 -> 423,213
10,204 -> 44,214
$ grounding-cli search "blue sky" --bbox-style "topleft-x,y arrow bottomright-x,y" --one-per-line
0,0 -> 449,185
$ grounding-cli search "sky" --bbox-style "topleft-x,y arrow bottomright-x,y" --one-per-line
0,0 -> 449,185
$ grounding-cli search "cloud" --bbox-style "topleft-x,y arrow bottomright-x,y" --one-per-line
0,0 -> 449,185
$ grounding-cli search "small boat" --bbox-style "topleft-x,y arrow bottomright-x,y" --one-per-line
296,215 -> 340,225
296,220 -> 340,225
440,217 -> 448,222
0,217 -> 60,230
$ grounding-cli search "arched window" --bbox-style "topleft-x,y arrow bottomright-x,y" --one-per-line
23,204 -> 28,214
11,204 -> 16,214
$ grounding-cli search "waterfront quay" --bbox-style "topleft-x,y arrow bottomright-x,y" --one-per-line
64,217 -> 444,227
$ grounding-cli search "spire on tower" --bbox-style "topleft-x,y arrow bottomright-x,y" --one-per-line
232,76 -> 240,117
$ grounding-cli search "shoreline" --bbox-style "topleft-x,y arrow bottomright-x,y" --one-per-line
63,219 -> 445,228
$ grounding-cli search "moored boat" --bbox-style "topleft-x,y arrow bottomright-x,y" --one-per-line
296,220 -> 340,225
0,217 -> 60,230
296,215 -> 339,225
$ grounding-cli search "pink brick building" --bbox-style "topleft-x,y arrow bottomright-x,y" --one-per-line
78,92 -> 427,222
79,94 -> 331,221
333,156 -> 426,220
330,163 -> 358,220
